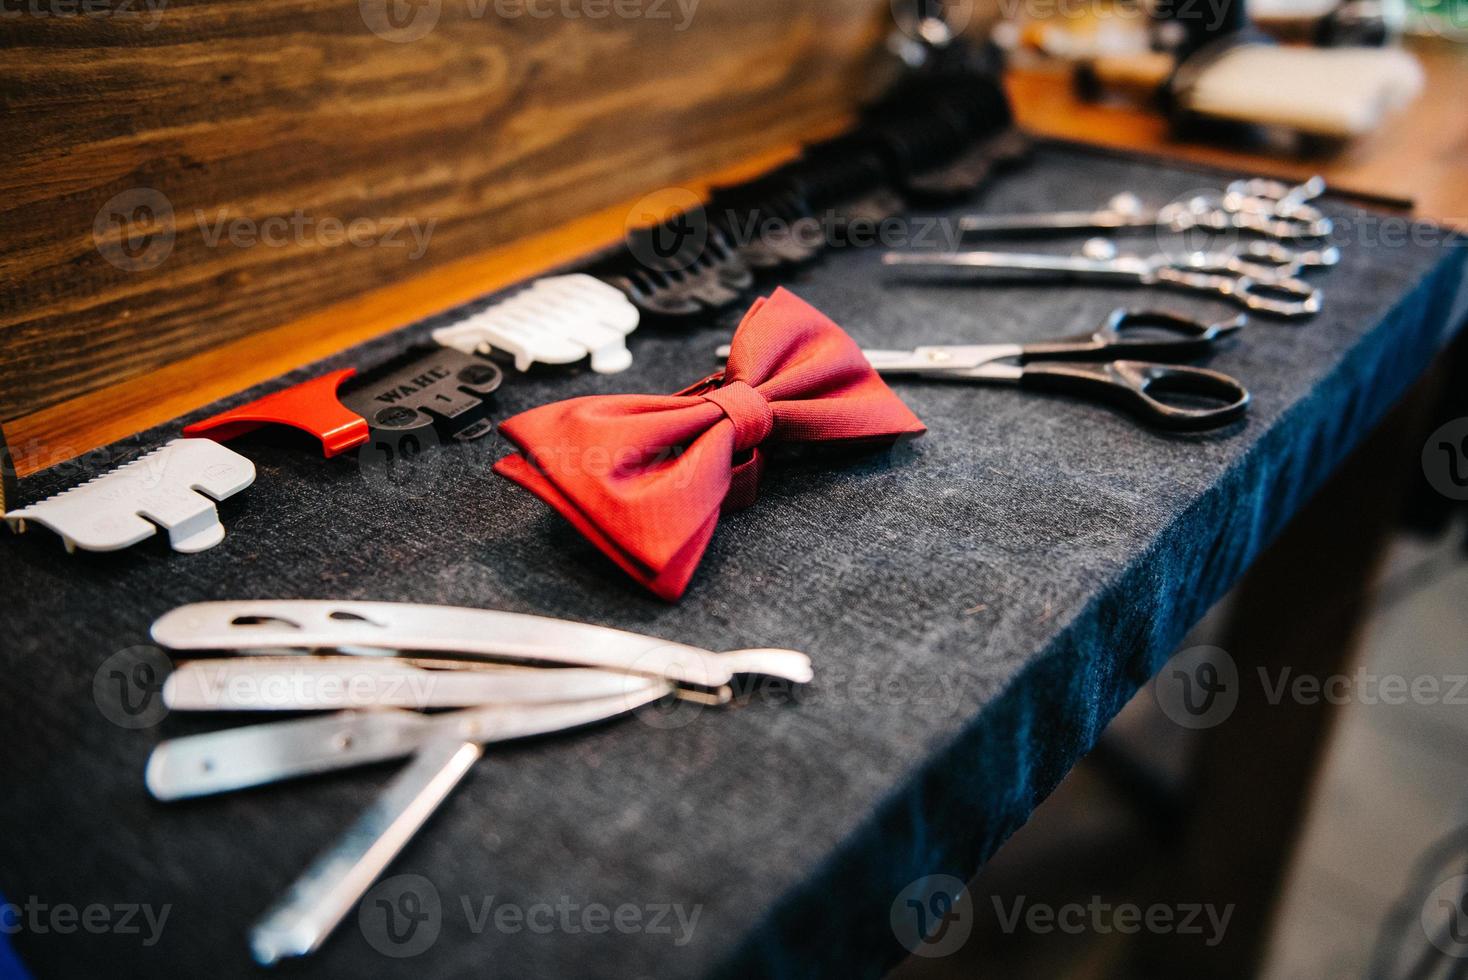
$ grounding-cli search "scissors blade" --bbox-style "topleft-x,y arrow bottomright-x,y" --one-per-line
163,657 -> 659,711
956,209 -> 1149,234
883,250 -> 1149,282
145,682 -> 671,800
861,344 -> 1023,373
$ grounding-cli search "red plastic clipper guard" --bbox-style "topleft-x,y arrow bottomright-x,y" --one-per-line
183,369 -> 370,458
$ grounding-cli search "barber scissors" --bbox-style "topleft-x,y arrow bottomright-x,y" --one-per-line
1192,240 -> 1340,280
881,240 -> 1322,319
861,309 -> 1251,430
956,177 -> 1332,242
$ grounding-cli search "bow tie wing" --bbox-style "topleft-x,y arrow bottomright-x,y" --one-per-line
724,288 -> 928,441
494,393 -> 739,596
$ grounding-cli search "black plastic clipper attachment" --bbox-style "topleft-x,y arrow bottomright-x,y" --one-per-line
340,347 -> 504,444
602,226 -> 754,320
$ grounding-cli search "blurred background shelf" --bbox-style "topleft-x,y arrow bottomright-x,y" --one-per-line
1005,35 -> 1468,227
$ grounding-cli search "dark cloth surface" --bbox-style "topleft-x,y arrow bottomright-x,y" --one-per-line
0,892 -> 31,980
2,145 -> 1465,980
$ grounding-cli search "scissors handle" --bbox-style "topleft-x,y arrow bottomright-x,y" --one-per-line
1019,360 -> 1251,430
1163,194 -> 1333,240
1154,266 -> 1321,319
1020,309 -> 1244,363
1241,240 -> 1341,274
1227,207 -> 1333,240
1225,176 -> 1326,212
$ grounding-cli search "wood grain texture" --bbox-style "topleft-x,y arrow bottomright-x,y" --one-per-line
0,0 -> 888,421
1,134 -> 837,477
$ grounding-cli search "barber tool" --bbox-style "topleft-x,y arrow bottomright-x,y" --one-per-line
148,678 -> 679,800
162,657 -> 660,711
183,369 -> 369,457
185,347 -> 504,456
339,347 -> 503,444
494,288 -> 927,600
861,52 -> 1018,197
901,128 -> 1031,203
142,600 -> 812,963
759,126 -> 1026,250
149,599 -> 813,697
251,740 -> 482,966
782,133 -> 908,234
602,227 -> 754,319
851,310 -> 1250,431
172,685 -> 674,964
705,177 -> 824,270
1200,240 -> 1340,279
956,178 -> 1332,241
3,438 -> 255,553
882,240 -> 1322,318
432,274 -> 640,375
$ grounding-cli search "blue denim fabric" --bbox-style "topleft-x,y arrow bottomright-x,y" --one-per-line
1,146 -> 1464,979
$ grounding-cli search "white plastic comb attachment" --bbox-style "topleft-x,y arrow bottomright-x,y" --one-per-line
3,438 -> 255,554
432,273 -> 639,374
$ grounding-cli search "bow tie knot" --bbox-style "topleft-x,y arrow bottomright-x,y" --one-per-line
701,379 -> 774,452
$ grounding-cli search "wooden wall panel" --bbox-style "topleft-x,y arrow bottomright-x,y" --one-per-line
0,0 -> 889,421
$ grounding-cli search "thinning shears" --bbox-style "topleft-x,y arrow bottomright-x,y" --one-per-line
882,242 -> 1324,319
862,309 -> 1252,430
956,177 -> 1333,242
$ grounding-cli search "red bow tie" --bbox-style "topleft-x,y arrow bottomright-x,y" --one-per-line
493,288 -> 926,600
